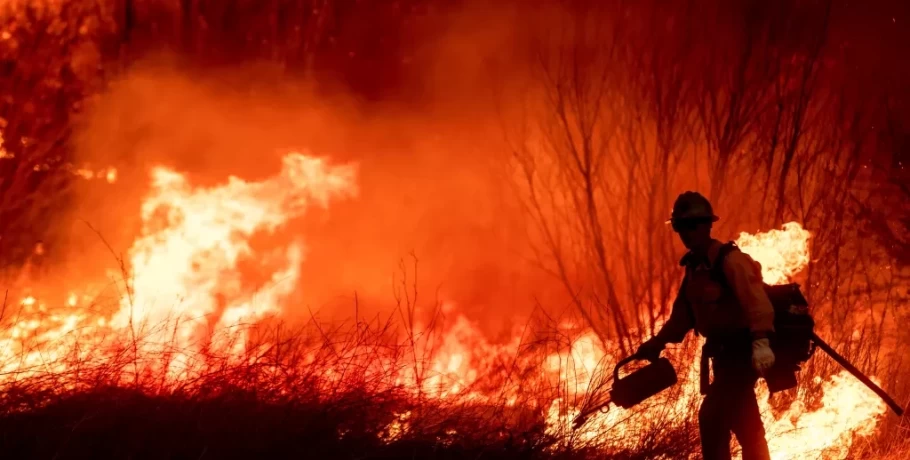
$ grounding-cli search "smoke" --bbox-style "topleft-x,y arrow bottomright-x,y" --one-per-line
63,6 -> 559,338
57,0 -> 894,341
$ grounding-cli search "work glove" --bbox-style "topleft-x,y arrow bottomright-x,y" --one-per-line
751,338 -> 775,376
634,337 -> 666,363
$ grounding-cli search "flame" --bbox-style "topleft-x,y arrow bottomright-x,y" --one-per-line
383,411 -> 412,443
0,154 -> 888,460
761,373 -> 887,459
543,222 -> 887,458
0,129 -> 11,159
72,164 -> 118,183
737,223 -> 888,457
0,151 -> 356,381
735,222 -> 811,285
113,152 -> 357,376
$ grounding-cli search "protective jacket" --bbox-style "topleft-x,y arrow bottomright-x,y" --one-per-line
655,239 -> 775,344
655,239 -> 775,460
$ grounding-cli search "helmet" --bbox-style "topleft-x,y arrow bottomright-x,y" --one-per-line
667,191 -> 719,223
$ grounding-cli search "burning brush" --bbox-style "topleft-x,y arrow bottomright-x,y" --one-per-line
0,158 -> 895,458
573,223 -> 904,432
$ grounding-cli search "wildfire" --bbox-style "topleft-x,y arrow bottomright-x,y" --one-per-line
734,223 -> 888,459
0,151 -> 888,459
761,373 -> 887,459
544,222 -> 886,458
0,151 -> 357,381
735,222 -> 812,285
114,152 -> 357,376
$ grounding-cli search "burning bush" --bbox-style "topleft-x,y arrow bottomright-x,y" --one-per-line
0,150 -> 895,459
1,1 -> 908,459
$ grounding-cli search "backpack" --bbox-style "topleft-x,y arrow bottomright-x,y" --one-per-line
694,241 -> 817,393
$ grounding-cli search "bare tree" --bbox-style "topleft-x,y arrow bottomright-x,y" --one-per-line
505,2 -> 701,353
504,0 -> 892,365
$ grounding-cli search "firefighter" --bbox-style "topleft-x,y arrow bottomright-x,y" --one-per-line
635,191 -> 775,460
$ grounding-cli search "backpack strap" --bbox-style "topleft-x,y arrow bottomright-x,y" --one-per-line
680,241 -> 740,334
678,252 -> 694,330
710,241 -> 740,289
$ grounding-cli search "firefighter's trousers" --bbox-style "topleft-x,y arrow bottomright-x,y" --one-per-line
699,354 -> 771,460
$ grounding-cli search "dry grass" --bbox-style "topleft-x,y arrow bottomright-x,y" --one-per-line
0,298 -> 900,459
0,298 -> 707,459
0,2 -> 907,459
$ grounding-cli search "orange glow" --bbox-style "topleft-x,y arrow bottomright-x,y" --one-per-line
74,168 -> 94,180
735,222 -> 812,285
72,165 -> 118,183
0,154 -> 887,458
544,222 -> 886,457
760,373 -> 887,460
112,152 -> 357,376
737,222 -> 887,458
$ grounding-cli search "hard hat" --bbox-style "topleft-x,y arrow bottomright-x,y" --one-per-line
667,191 -> 719,223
